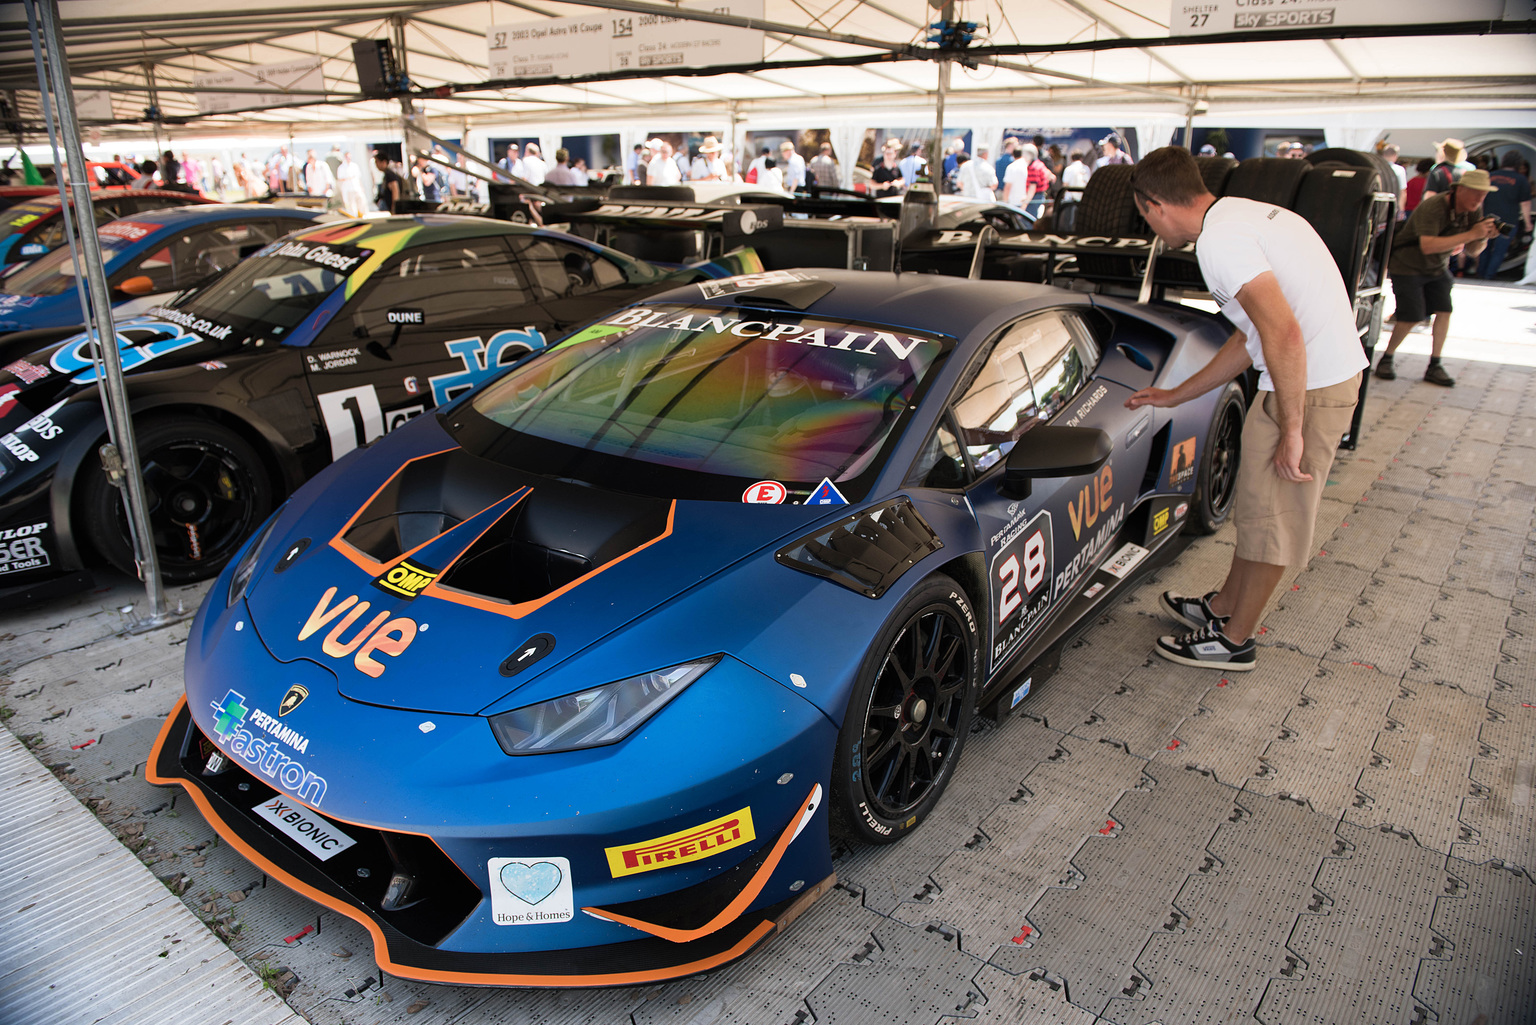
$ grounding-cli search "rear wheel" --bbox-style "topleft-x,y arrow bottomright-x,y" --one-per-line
1188,382 -> 1245,535
830,575 -> 979,844
79,416 -> 273,583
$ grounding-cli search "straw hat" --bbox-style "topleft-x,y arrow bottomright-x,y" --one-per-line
1456,169 -> 1497,192
1434,138 -> 1465,161
698,136 -> 723,153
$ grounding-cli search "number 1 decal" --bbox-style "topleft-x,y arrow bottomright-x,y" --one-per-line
317,385 -> 384,460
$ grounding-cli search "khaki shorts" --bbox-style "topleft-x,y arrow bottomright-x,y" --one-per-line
1233,373 -> 1360,567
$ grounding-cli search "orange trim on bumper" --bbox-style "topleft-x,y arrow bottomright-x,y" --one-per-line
146,696 -> 781,987
581,783 -> 820,944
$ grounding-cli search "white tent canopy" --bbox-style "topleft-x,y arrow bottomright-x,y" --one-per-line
2,0 -> 1532,145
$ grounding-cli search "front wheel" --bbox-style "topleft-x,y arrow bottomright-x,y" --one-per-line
830,574 -> 980,844
78,416 -> 273,584
1188,382 -> 1246,535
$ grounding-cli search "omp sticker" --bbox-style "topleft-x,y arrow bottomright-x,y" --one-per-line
604,807 -> 756,878
1101,542 -> 1150,580
1168,436 -> 1196,487
1153,506 -> 1171,535
742,480 -> 787,504
253,796 -> 355,861
806,478 -> 848,506
489,857 -> 573,925
372,558 -> 438,600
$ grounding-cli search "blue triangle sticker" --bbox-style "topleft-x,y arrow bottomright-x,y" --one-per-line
806,477 -> 848,506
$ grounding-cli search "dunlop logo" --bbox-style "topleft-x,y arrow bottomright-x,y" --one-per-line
372,559 -> 438,599
605,807 -> 756,878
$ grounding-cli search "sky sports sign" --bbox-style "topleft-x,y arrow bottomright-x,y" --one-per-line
1171,0 -> 1508,36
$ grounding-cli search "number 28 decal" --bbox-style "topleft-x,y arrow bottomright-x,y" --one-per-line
989,511 -> 1054,671
317,385 -> 424,461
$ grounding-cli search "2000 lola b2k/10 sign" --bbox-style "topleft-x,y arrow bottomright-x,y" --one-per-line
149,268 -> 1247,985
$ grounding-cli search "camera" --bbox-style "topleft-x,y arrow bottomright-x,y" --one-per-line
1492,218 -> 1513,237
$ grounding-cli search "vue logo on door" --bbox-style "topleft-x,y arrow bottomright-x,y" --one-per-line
1068,465 -> 1114,541
299,586 -> 418,677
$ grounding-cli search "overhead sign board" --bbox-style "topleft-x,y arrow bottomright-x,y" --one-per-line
1171,0 -> 1507,35
488,0 -> 763,80
194,57 -> 327,114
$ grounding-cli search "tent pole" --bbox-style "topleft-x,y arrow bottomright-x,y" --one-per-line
27,0 -> 180,630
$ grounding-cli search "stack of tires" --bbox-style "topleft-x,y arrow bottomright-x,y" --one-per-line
1075,149 -> 1397,446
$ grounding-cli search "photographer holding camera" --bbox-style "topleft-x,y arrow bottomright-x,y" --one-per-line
1374,169 -> 1501,387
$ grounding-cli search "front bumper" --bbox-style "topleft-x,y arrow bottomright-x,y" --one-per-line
148,695 -> 836,987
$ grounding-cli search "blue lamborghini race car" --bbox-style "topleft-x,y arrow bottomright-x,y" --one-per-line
150,268 -> 1246,986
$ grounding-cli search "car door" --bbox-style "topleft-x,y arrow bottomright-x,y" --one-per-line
304,235 -> 549,461
920,310 -> 1110,679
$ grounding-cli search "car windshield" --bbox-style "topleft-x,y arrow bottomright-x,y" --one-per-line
173,238 -> 373,341
0,228 -> 140,296
464,302 -> 949,501
1,199 -> 58,246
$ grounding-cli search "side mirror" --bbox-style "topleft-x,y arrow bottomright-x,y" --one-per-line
1001,425 -> 1113,498
116,275 -> 156,296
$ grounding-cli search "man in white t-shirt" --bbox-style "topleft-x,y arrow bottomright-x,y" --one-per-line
1124,146 -> 1366,672
521,144 -> 547,185
647,141 -> 682,187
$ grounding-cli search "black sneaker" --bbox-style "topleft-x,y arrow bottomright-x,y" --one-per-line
1423,363 -> 1455,387
1374,355 -> 1396,380
1160,590 -> 1228,630
1155,624 -> 1256,671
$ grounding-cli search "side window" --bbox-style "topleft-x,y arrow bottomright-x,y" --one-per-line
347,239 -> 533,337
915,417 -> 967,489
952,322 -> 1040,474
1028,316 -> 1095,423
511,236 -> 627,300
121,222 -> 272,292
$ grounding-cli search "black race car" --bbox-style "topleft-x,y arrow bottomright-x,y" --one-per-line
0,215 -> 753,604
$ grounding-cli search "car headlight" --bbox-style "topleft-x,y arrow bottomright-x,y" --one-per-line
488,657 -> 720,755
226,509 -> 282,608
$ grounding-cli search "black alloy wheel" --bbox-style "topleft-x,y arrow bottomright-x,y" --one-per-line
80,416 -> 273,583
1189,381 -> 1245,535
831,574 -> 978,844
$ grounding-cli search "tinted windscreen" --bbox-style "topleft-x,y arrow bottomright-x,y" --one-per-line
175,240 -> 372,341
464,303 -> 948,500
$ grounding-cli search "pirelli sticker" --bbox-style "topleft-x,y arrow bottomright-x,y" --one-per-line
372,558 -> 438,600
604,807 -> 755,878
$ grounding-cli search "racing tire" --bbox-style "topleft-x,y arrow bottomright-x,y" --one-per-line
78,415 -> 274,584
830,574 -> 980,845
1187,382 -> 1246,536
1074,164 -> 1145,237
1195,155 -> 1238,198
1223,157 -> 1311,209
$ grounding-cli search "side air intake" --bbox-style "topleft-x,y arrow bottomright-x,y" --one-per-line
775,498 -> 942,599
